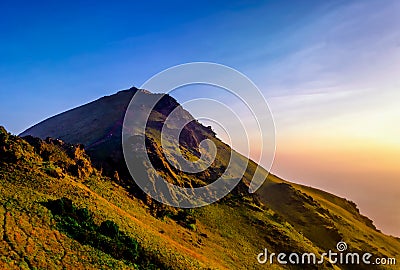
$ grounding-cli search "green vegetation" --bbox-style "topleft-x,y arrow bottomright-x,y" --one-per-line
2,88 -> 400,270
44,197 -> 158,269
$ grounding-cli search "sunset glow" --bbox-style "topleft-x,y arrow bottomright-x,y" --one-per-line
1,0 -> 399,236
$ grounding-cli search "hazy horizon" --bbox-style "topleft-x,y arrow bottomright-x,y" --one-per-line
1,0 -> 399,236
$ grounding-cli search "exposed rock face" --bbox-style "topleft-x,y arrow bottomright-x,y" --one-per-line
1,126 -> 41,165
22,135 -> 94,179
20,88 -> 216,183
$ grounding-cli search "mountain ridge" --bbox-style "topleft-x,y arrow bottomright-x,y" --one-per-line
3,88 -> 398,269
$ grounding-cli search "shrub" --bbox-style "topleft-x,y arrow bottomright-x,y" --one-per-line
187,223 -> 197,231
99,220 -> 119,239
43,198 -> 161,268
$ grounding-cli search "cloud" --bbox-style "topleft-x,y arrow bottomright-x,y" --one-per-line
250,0 -> 400,97
255,0 -> 400,236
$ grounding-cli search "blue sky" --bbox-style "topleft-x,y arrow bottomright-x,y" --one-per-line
1,1 -> 400,235
1,0 -> 342,133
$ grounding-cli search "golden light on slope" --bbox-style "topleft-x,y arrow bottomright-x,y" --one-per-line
268,88 -> 400,236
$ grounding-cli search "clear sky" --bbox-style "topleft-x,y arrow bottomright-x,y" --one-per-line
1,1 -> 399,236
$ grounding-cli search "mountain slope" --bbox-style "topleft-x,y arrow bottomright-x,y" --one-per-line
1,126 -> 325,269
12,88 -> 400,269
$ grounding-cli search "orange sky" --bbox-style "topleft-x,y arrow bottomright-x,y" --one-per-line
191,86 -> 400,236
268,89 -> 400,236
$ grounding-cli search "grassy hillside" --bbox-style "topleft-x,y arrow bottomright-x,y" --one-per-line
1,127 -> 399,269
9,89 -> 400,269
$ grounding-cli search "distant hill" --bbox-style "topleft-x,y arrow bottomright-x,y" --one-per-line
0,88 -> 396,269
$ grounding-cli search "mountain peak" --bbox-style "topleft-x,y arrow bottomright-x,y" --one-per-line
5,88 -> 400,268
20,88 -> 215,180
